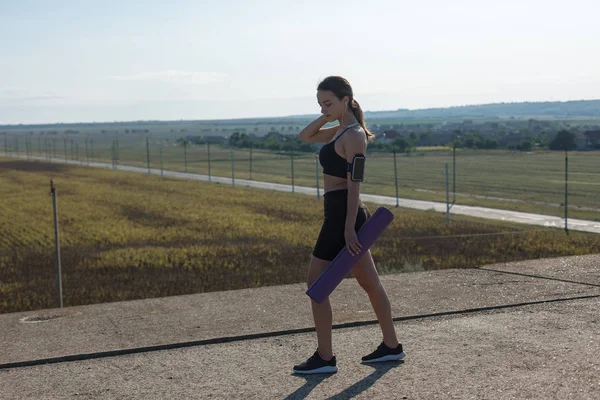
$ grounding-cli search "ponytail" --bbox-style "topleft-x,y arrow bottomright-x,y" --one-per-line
349,99 -> 374,141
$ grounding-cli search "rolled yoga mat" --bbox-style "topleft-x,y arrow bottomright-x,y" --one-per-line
306,206 -> 395,304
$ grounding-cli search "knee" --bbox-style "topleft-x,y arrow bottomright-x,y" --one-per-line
306,258 -> 329,288
359,279 -> 383,296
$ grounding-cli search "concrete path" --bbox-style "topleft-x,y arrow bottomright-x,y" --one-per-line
1,254 -> 599,399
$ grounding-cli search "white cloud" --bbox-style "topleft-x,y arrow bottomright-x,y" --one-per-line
109,70 -> 229,85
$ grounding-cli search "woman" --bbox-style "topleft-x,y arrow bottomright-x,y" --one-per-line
293,76 -> 405,374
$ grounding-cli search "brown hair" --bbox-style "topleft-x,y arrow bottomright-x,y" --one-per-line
317,76 -> 374,140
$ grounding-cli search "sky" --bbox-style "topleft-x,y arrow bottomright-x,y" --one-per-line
1,0 -> 599,124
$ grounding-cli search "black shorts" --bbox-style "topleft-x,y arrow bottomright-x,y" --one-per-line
312,189 -> 372,261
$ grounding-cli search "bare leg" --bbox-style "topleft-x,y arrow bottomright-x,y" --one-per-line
351,250 -> 399,347
307,255 -> 335,359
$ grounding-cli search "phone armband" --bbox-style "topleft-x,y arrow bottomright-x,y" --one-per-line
347,154 -> 366,182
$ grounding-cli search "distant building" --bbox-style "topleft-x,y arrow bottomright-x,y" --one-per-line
375,130 -> 403,144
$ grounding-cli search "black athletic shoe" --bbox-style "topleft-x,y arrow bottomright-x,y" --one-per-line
293,350 -> 338,374
361,342 -> 406,363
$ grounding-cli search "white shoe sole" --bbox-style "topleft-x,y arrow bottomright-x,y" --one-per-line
293,365 -> 338,375
361,351 -> 406,364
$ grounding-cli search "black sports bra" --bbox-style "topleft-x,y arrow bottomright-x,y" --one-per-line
318,125 -> 356,178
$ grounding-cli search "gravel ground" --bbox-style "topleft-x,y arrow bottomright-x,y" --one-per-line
1,254 -> 599,399
1,297 -> 598,400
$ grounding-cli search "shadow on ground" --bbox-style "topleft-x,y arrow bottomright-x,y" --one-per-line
285,360 -> 404,400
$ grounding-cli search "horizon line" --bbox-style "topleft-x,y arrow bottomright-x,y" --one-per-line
1,98 -> 599,127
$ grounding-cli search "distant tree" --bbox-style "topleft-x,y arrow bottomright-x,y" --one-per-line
408,132 -> 417,144
281,141 -> 295,152
192,136 -> 206,145
518,139 -> 533,151
481,138 -> 498,149
177,138 -> 191,146
464,136 -> 477,149
299,142 -> 313,152
391,137 -> 410,153
266,141 -> 280,151
237,133 -> 252,148
549,130 -> 577,151
584,130 -> 600,149
228,132 -> 241,147
463,132 -> 483,149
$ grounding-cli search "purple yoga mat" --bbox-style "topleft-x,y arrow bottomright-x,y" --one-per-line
306,206 -> 395,304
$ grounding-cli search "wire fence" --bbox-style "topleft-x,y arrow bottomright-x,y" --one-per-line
1,133 -> 600,314
3,132 -> 600,221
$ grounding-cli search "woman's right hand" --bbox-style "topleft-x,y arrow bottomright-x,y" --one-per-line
320,114 -> 335,123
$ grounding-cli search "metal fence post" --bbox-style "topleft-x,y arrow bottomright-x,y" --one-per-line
446,163 -> 450,223
160,144 -> 164,178
393,149 -> 399,207
207,143 -> 212,182
146,136 -> 151,173
249,147 -> 253,180
115,137 -> 119,168
315,153 -> 320,200
453,144 -> 457,203
291,152 -> 295,193
565,149 -> 569,235
231,149 -> 235,187
184,141 -> 188,173
50,179 -> 63,308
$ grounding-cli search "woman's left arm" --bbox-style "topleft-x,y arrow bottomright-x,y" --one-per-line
343,130 -> 367,255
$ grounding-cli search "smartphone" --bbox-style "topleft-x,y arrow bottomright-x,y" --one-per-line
350,155 -> 365,182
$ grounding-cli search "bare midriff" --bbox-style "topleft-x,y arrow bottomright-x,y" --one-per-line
323,174 -> 349,193
323,174 -> 366,209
